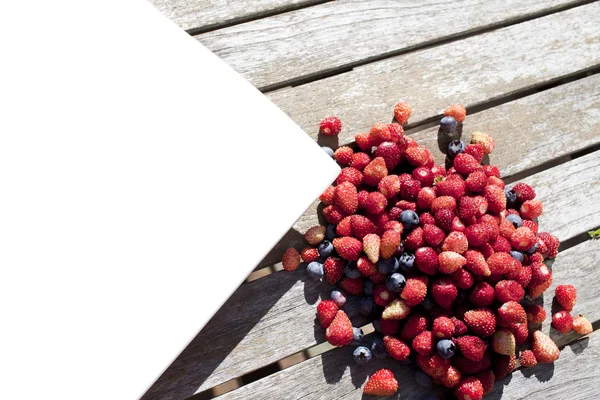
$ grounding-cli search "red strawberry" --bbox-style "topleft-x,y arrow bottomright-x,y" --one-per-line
357,190 -> 369,210
573,315 -> 593,334
405,145 -> 430,167
464,308 -> 496,337
323,205 -> 347,224
498,217 -> 517,239
374,142 -> 401,170
401,276 -> 428,306
522,219 -> 539,235
363,157 -> 388,186
471,132 -> 495,155
316,300 -> 338,328
431,196 -> 457,213
454,377 -> 484,400
528,262 -> 553,298
417,187 -> 436,210
456,335 -> 487,361
388,122 -> 404,143
374,283 -> 395,306
380,230 -> 401,259
487,176 -> 505,189
351,215 -> 377,240
482,165 -> 500,177
325,310 -> 353,346
495,280 -> 525,303
484,184 -> 506,213
383,336 -> 411,361
422,224 -> 446,247
452,317 -> 468,336
356,256 -> 377,276
400,313 -> 428,340
363,368 -> 398,396
334,182 -> 358,215
416,353 -> 451,379
414,247 -> 438,275
336,216 -> 353,237
453,351 -> 491,375
400,179 -> 421,201
511,182 -> 536,202
365,191 -> 387,215
333,237 -> 362,261
379,319 -> 401,336
369,122 -> 392,146
436,179 -> 466,200
350,152 -> 371,171
404,226 -> 425,251
394,101 -> 412,124
319,116 -> 342,136
378,174 -> 401,198
340,277 -> 363,295
431,164 -> 446,178
520,199 -> 543,219
431,278 -> 458,309
464,143 -> 484,163
439,365 -> 462,389
442,231 -> 468,254
492,328 -> 516,355
420,212 -> 436,226
469,282 -> 495,306
552,310 -> 573,334
498,301 -> 527,325
444,103 -> 467,122
555,284 -> 577,311
434,208 -> 455,232
300,247 -> 319,263
319,185 -> 336,205
515,264 -> 533,288
476,370 -> 495,395
323,257 -> 344,285
464,250 -> 491,276
363,233 -> 381,263
333,146 -> 353,165
412,166 -> 434,187
451,268 -> 474,290
465,171 -> 487,193
336,167 -> 363,187
412,330 -> 434,355
519,350 -> 537,367
490,235 -> 512,253
382,298 -> 411,320
453,153 -> 480,175
304,225 -> 326,246
438,251 -> 466,274
525,304 -> 547,324
494,354 -> 516,380
282,248 -> 301,271
487,252 -> 516,275
508,322 -> 529,345
433,316 -> 455,339
370,271 -> 386,284
532,331 -> 560,363
354,132 -> 372,151
510,226 -> 536,251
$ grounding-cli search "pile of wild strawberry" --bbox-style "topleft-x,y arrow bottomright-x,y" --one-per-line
281,103 -> 592,399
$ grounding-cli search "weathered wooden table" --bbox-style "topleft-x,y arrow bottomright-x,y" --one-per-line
142,1 -> 600,398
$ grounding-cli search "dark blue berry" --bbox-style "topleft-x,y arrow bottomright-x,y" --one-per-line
527,243 -> 539,254
306,261 -> 324,281
321,146 -> 334,157
378,257 -> 399,275
325,224 -> 337,241
353,346 -> 372,365
363,280 -> 374,296
386,273 -> 406,293
447,140 -> 465,158
330,290 -> 346,307
398,252 -> 416,274
372,320 -> 381,333
506,214 -> 523,228
505,187 -> 517,206
370,338 -> 388,359
400,210 -> 420,229
344,261 -> 361,279
510,250 -> 524,262
359,296 -> 376,316
352,327 -> 364,345
414,370 -> 433,388
422,294 -> 434,310
318,240 -> 334,258
437,339 -> 456,359
439,116 -> 457,133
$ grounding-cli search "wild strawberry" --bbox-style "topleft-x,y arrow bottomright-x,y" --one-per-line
394,101 -> 412,124
400,179 -> 421,201
383,336 -> 411,361
520,350 -> 537,367
510,226 -> 536,252
382,298 -> 411,320
333,237 -> 362,261
464,143 -> 484,163
528,263 -> 553,298
281,247 -> 302,272
442,231 -> 469,254
301,247 -> 319,263
373,141 -> 401,170
325,310 -> 353,346
412,330 -> 434,355
349,215 -> 376,240
431,196 -> 457,213
488,176 -> 505,188
364,192 -> 387,215
333,146 -> 353,165
495,280 -> 525,303
522,219 -> 538,235
336,167 -> 363,187
473,196 -> 489,218
404,226 -> 425,251
370,271 -> 386,284
356,256 -> 377,276
380,230 -> 401,259
532,331 -> 560,363
363,157 -> 388,186
405,145 -> 430,167
387,122 -> 404,143
453,351 -> 491,375
437,177 -> 466,200
370,212 -> 390,236
508,322 -> 529,344
498,217 -> 517,238
334,182 -> 358,215
520,199 -> 543,219
552,310 -> 573,334
433,316 -> 455,339
354,132 -> 372,151
454,377 -> 483,400
384,220 -> 403,236
431,278 -> 458,309
464,308 -> 496,337
323,204 -> 347,225
471,131 -> 495,155
357,190 -> 369,210
363,368 -> 398,396
322,257 -> 344,285
498,301 -> 527,325
400,313 -> 428,340
453,153 -> 480,175
378,175 -> 400,198
492,329 -> 516,356
512,182 -> 536,202
394,199 -> 417,212
401,276 -> 428,306
481,165 -> 500,178
410,168 -> 433,188
555,284 -> 577,311
336,216 -> 353,237
452,317 -> 468,336
484,184 -> 506,213
414,247 -> 438,276
516,264 -> 533,288
319,185 -> 336,206
434,209 -> 455,232
320,116 -> 342,136
316,300 -> 338,328
417,187 -> 436,210
494,354 -> 516,380
490,235 -> 512,253
417,353 -> 451,379
349,152 -> 370,172
304,225 -> 326,246
469,282 -> 495,306
465,223 -> 492,247
456,196 -> 476,219
476,370 -> 495,395
465,171 -> 487,193
439,365 -> 462,389
423,224 -> 446,247
374,283 -> 395,306
420,212 -> 436,226
444,104 -> 467,122
487,252 -> 516,275
369,122 -> 392,146
456,335 -> 487,361
451,268 -> 474,290
524,304 -> 546,324
340,277 -> 364,295
573,315 -> 593,334
464,250 -> 491,276
438,251 -> 466,274
359,234 -> 378,264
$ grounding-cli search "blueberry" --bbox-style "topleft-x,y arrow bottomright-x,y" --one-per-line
398,252 -> 416,274
447,140 -> 465,158
414,370 -> 433,388
378,257 -> 399,275
506,214 -> 523,228
439,116 -> 458,133
306,261 -> 324,281
510,250 -> 524,262
421,294 -> 434,310
353,346 -> 372,365
321,146 -> 334,157
325,224 -> 337,241
505,187 -> 517,206
527,243 -> 539,254
330,290 -> 346,307
437,339 -> 456,359
400,210 -> 420,229
363,280 -> 374,296
318,240 -> 334,258
344,261 -> 361,279
359,296 -> 376,316
386,273 -> 406,293
370,338 -> 388,359
372,319 -> 381,333
352,327 -> 364,345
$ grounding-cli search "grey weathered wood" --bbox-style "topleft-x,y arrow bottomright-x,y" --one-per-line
148,0 -> 323,32
262,3 -> 600,144
218,239 -> 600,399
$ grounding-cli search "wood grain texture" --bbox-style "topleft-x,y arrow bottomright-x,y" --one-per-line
217,240 -> 600,400
197,0 -> 581,89
263,3 -> 600,144
148,0 -> 323,32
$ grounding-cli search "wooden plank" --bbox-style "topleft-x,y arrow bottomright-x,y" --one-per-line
215,239 -> 600,400
262,3 -> 600,143
148,0 -> 324,33
142,136 -> 600,398
198,0 -> 589,90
